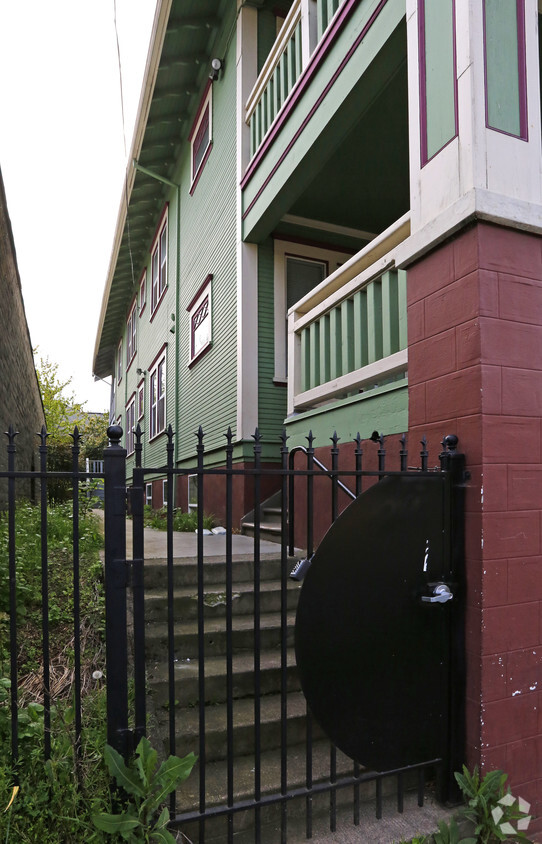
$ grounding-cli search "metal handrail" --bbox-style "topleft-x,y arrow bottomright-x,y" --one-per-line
288,444 -> 356,556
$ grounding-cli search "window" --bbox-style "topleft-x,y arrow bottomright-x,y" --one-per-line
117,340 -> 123,384
137,382 -> 144,420
273,240 -> 352,382
125,398 -> 135,455
126,300 -> 137,367
149,353 -> 166,439
162,479 -> 168,508
188,475 -> 198,512
145,483 -> 153,507
187,275 -> 212,365
151,214 -> 168,314
139,270 -> 147,315
189,82 -> 213,191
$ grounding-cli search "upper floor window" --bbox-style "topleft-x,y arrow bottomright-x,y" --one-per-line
126,397 -> 136,456
139,269 -> 147,315
126,300 -> 137,367
187,274 -> 213,366
189,82 -> 213,193
137,381 -> 144,420
117,339 -> 123,384
149,353 -> 166,440
151,213 -> 168,315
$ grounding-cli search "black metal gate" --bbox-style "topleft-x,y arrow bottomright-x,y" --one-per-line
101,424 -> 466,843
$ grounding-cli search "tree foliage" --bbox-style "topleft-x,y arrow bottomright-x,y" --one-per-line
35,356 -> 108,500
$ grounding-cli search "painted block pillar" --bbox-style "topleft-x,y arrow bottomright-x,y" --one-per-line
400,0 -> 542,832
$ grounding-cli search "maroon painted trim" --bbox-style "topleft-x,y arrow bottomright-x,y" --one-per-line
241,0 -> 388,217
419,0 -> 459,168
189,142 -> 213,196
483,0 -> 528,141
188,80 -> 213,143
148,342 -> 168,374
186,273 -> 213,312
138,267 -> 147,316
187,340 -> 212,369
273,232 -> 357,255
418,0 -> 428,165
149,285 -> 168,323
149,203 -> 169,253
125,390 -> 137,410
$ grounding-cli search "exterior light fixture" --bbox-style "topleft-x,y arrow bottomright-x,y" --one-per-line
209,57 -> 223,81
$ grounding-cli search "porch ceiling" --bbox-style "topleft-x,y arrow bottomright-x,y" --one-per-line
287,58 -> 409,237
93,0 -> 227,379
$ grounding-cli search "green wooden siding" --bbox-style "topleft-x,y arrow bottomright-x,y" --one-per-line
176,34 -> 238,464
422,0 -> 456,161
484,0 -> 522,137
258,238 -> 287,447
285,380 -> 408,448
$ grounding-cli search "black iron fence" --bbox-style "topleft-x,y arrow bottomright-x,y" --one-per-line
1,422 -> 466,843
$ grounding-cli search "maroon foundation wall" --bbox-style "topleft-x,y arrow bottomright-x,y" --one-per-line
407,221 -> 542,833
175,462 -> 282,527
290,437 -> 412,550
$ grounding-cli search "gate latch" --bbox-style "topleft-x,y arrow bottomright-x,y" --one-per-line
421,583 -> 453,604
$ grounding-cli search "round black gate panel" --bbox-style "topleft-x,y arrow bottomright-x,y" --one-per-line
294,473 -> 451,772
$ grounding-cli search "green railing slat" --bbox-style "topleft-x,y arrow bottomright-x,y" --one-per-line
341,298 -> 354,375
309,321 -> 320,389
329,307 -> 342,380
319,313 -> 331,385
398,269 -> 407,350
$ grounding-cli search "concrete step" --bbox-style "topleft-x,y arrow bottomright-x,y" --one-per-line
145,579 -> 302,622
157,690 -> 319,762
143,555 -> 290,590
145,610 -> 297,660
172,739 -> 388,844
147,648 -> 300,708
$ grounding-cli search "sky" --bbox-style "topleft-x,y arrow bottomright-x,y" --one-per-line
0,0 -> 157,412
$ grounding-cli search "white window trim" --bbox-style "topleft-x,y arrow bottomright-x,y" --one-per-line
137,382 -> 144,421
117,339 -> 123,384
126,300 -> 137,367
139,269 -> 147,314
162,479 -> 168,508
145,483 -> 153,507
187,275 -> 212,366
125,397 -> 136,456
189,82 -> 213,189
273,240 -> 349,382
149,351 -> 166,441
150,213 -> 168,316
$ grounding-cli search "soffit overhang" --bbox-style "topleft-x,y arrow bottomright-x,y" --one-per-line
93,0 -> 225,378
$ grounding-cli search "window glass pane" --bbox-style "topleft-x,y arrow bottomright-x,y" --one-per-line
193,106 -> 210,175
286,258 -> 326,309
160,225 -> 167,293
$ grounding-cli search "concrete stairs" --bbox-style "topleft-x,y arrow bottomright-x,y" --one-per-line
240,491 -> 283,544
143,552 -> 380,843
142,552 -> 441,843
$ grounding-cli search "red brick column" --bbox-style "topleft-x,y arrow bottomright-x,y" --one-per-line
407,222 -> 542,834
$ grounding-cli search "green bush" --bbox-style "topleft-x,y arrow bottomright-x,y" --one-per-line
142,505 -> 215,533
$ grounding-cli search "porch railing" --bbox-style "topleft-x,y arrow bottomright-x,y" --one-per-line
287,213 -> 410,415
245,0 -> 347,158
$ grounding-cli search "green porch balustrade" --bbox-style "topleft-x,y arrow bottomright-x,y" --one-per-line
297,268 -> 407,398
246,0 -> 347,159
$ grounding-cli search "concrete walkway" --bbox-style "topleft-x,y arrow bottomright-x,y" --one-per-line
93,510 -> 286,560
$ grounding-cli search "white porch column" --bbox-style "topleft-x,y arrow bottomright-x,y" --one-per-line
405,0 -> 542,246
